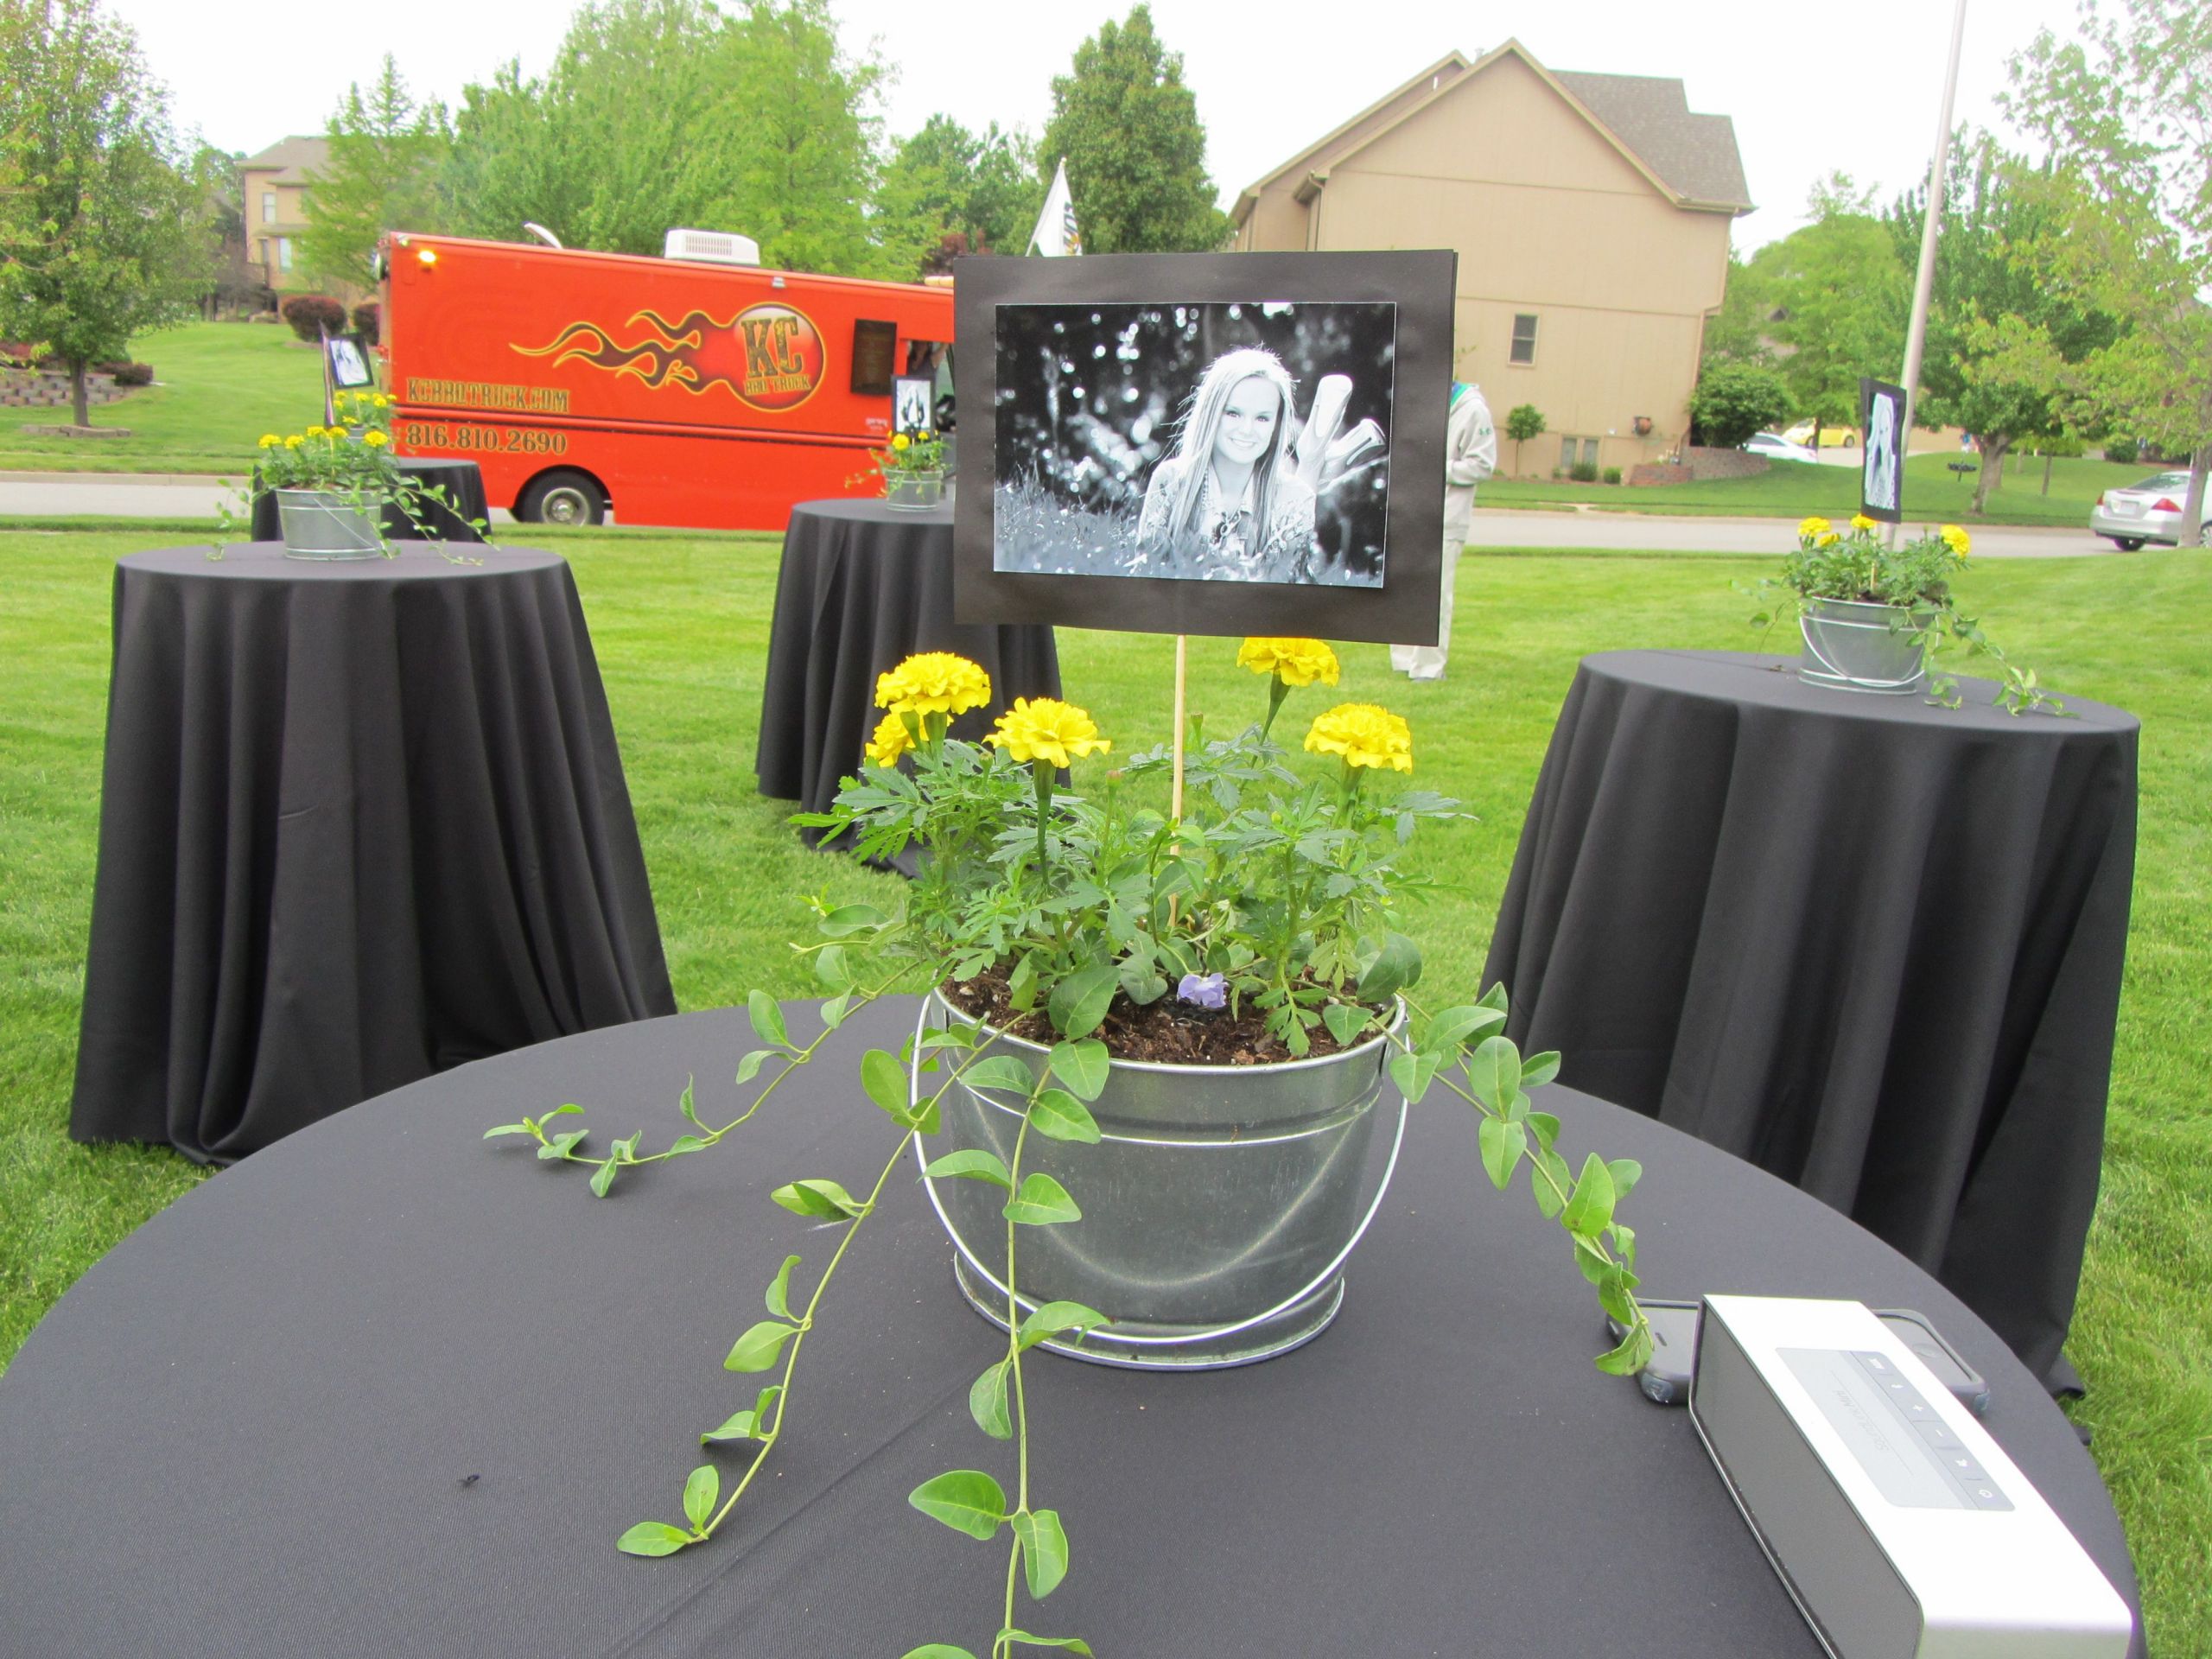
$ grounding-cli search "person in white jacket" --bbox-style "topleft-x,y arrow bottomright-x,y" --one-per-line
1391,380 -> 1497,680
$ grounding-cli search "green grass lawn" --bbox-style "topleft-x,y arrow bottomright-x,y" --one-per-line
0,321 -> 328,474
1486,450 -> 2154,528
2,530 -> 2205,1652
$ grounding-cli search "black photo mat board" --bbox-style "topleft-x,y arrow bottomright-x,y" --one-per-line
1860,376 -> 1908,524
954,251 -> 1455,644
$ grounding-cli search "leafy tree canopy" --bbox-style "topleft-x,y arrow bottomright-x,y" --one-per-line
0,0 -> 212,425
1039,5 -> 1229,254
302,54 -> 452,292
1688,362 -> 1789,448
876,115 -> 1042,273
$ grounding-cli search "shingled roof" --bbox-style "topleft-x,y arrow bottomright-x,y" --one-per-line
239,136 -> 330,186
1554,70 -> 1752,211
1236,40 -> 1752,223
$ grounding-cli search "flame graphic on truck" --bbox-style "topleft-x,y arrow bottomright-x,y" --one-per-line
512,302 -> 823,413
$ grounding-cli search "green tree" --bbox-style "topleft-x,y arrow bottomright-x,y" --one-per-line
1885,133 -> 2118,513
0,0 -> 212,427
2000,0 -> 2212,537
1688,362 -> 1789,448
1755,184 -> 1910,450
1700,248 -> 1778,372
1503,403 -> 1546,474
301,55 -> 451,293
876,115 -> 1042,273
442,0 -> 900,277
1039,5 -> 1228,254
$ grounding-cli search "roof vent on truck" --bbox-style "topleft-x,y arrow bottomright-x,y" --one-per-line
663,228 -> 760,267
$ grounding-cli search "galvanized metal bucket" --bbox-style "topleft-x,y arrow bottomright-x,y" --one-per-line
1799,598 -> 1927,694
884,470 -> 945,512
276,489 -> 385,559
912,989 -> 1408,1370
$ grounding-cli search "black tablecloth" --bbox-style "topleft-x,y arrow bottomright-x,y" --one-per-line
755,499 -> 1060,823
248,457 -> 490,543
1484,650 -> 2139,1387
3,1000 -> 2140,1657
68,543 -> 675,1164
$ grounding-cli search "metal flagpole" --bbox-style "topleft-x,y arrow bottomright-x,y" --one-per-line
1890,0 -> 1970,546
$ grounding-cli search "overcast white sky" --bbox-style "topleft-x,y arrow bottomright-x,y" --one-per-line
117,0 -> 2085,252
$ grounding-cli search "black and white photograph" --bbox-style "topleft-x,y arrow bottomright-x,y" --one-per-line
327,333 -> 374,390
955,250 -> 1455,644
1860,376 -> 1907,524
893,373 -> 935,435
992,301 -> 1395,588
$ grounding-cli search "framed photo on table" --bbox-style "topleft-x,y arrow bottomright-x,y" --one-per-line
326,332 -> 376,391
952,251 -> 1456,643
893,373 -> 935,436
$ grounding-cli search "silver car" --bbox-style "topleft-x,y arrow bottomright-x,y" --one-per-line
2089,471 -> 2212,549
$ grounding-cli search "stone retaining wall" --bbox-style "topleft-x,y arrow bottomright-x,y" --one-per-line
0,370 -> 130,410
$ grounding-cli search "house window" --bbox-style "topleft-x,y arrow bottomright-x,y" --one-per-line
262,191 -> 276,224
278,237 -> 293,272
1559,436 -> 1599,470
1510,313 -> 1538,365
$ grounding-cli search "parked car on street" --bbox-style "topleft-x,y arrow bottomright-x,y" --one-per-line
1783,420 -> 1859,448
2088,472 -> 2212,549
1743,430 -> 1820,465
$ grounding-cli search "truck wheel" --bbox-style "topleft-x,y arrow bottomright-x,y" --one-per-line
2108,537 -> 2144,551
518,469 -> 607,526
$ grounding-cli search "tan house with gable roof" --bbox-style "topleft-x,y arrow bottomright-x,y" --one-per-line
1233,41 -> 1753,477
238,136 -> 338,300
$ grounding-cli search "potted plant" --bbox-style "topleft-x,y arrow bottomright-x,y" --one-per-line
874,426 -> 948,510
1747,514 -> 2060,713
220,391 -> 480,558
493,642 -> 1655,1658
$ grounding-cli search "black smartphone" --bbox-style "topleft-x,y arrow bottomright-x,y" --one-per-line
1607,1300 -> 1989,1414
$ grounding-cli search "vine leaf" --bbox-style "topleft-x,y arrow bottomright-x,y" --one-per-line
1561,1153 -> 1617,1236
1321,1002 -> 1369,1047
701,1408 -> 761,1445
1465,1035 -> 1522,1114
537,1128 -> 587,1161
765,1254 -> 802,1319
1013,1508 -> 1071,1599
969,1360 -> 1013,1440
907,1469 -> 1007,1540
1003,1173 -> 1082,1226
899,1648 -> 979,1659
724,1319 -> 800,1373
861,1049 -> 909,1116
682,1465 -> 719,1532
1016,1301 -> 1110,1352
925,1149 -> 1014,1189
735,1047 -> 779,1086
817,902 -> 889,938
1045,1039 -> 1110,1102
1356,931 -> 1421,1000
1477,1116 -> 1527,1191
616,1522 -> 696,1557
772,1179 -> 867,1220
1387,1050 -> 1440,1104
590,1158 -> 620,1198
1426,1003 -> 1506,1051
483,1122 -> 533,1139
1001,1633 -> 1092,1654
1028,1088 -> 1101,1144
1520,1049 -> 1563,1090
1047,960 -> 1119,1040
747,990 -> 789,1049
963,1055 -> 1039,1096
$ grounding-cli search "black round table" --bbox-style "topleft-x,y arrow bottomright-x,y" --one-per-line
754,499 -> 1060,830
248,457 -> 491,543
67,543 -> 676,1164
1484,650 -> 2139,1389
3,999 -> 2141,1657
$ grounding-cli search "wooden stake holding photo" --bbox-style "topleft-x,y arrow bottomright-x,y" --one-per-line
1170,633 -> 1188,823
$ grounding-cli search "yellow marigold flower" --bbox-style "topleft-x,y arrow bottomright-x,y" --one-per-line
1818,531 -> 1841,547
1940,524 -> 1970,556
1236,637 -> 1341,687
864,711 -> 914,767
986,697 -> 1110,768
257,433 -> 280,448
1798,515 -> 1832,541
372,393 -> 390,408
333,390 -> 350,404
364,429 -> 389,447
1850,512 -> 1878,531
891,433 -> 911,451
874,652 -> 991,717
1304,702 -> 1413,773
283,435 -> 303,448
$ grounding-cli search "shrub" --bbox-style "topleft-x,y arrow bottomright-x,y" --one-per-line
2102,437 -> 2139,464
105,362 -> 154,385
352,302 -> 380,345
1569,460 -> 1600,484
1688,362 -> 1789,448
1601,466 -> 1623,486
280,295 -> 347,342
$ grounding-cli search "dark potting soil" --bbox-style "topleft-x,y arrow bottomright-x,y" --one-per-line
939,965 -> 1384,1066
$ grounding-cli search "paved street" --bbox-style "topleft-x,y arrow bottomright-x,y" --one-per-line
0,472 -> 2125,557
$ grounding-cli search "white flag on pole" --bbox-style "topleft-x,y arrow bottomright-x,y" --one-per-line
1027,158 -> 1082,257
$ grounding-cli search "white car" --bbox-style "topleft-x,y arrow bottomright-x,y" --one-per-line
1743,431 -> 1820,465
2088,472 -> 2212,549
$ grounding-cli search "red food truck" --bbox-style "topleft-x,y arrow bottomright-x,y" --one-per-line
376,231 -> 954,530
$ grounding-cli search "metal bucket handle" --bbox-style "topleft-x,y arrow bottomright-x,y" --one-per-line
1799,607 -> 1925,691
907,1000 -> 1411,1352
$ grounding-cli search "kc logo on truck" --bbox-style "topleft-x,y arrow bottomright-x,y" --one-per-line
514,302 -> 824,412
